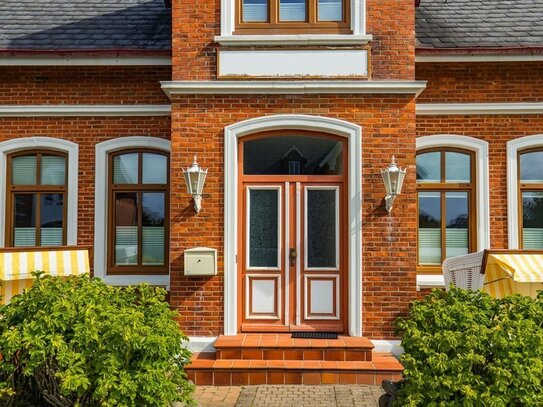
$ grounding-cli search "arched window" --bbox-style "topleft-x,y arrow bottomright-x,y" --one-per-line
107,149 -> 169,275
6,150 -> 68,247
416,148 -> 476,269
518,148 -> 543,249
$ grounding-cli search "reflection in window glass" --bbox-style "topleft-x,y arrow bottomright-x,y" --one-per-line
142,193 -> 165,265
520,151 -> 543,183
418,192 -> 441,265
249,189 -> 279,268
445,152 -> 470,183
522,191 -> 543,249
113,153 -> 138,184
318,0 -> 342,21
14,194 -> 36,247
280,0 -> 306,21
41,194 -> 64,246
41,156 -> 66,186
416,152 -> 440,183
142,153 -> 167,184
244,135 -> 343,175
243,0 -> 268,21
307,189 -> 336,268
445,192 -> 469,258
115,192 -> 138,265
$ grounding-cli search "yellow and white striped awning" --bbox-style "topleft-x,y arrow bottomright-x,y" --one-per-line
483,253 -> 543,298
0,248 -> 90,304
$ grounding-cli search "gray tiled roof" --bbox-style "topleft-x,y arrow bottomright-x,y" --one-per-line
416,0 -> 543,48
0,0 -> 171,51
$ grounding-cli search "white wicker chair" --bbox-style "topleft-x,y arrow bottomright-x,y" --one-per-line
442,251 -> 485,291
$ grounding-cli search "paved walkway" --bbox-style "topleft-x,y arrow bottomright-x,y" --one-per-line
194,385 -> 384,407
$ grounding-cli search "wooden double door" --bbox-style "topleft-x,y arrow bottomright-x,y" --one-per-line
239,180 -> 346,332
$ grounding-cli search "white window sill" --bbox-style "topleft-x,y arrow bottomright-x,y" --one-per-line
416,274 -> 445,291
214,34 -> 373,47
101,274 -> 170,290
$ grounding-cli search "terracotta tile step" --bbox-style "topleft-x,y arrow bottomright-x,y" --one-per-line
186,368 -> 403,386
214,334 -> 375,350
217,347 -> 372,361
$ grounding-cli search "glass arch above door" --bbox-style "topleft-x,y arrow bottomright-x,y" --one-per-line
243,134 -> 344,175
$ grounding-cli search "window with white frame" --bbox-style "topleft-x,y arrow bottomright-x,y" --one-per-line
518,148 -> 543,249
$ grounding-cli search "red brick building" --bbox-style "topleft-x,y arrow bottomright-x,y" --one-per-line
1,0 -> 542,385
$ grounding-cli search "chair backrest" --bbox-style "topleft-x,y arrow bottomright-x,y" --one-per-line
442,251 -> 485,291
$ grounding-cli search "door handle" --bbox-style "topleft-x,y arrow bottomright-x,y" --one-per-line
289,248 -> 297,266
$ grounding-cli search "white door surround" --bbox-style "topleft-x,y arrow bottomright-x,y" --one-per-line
224,114 -> 362,336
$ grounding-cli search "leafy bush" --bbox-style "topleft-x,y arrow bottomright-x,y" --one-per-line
0,273 -> 194,406
395,287 -> 543,406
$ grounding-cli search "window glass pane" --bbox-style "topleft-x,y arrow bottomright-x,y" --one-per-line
280,0 -> 306,21
13,194 -> 36,247
318,0 -> 342,21
244,135 -> 343,175
142,193 -> 165,265
249,189 -> 279,268
243,0 -> 268,21
40,194 -> 64,246
445,152 -> 471,183
113,153 -> 138,184
41,155 -> 66,185
142,153 -> 167,184
445,192 -> 469,258
416,152 -> 440,183
115,193 -> 138,265
520,151 -> 543,183
11,155 -> 37,185
522,191 -> 543,249
418,192 -> 441,264
306,189 -> 337,268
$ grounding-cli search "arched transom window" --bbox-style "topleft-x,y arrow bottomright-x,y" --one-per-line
416,148 -> 476,270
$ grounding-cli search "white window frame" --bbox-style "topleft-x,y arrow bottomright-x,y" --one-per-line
0,137 -> 78,248
507,135 -> 543,249
416,135 -> 490,289
94,137 -> 171,287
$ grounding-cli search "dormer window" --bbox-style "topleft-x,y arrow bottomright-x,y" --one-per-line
236,0 -> 351,34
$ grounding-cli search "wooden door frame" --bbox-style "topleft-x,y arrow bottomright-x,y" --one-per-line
224,115 -> 362,336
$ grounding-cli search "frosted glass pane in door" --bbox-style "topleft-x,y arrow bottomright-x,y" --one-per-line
306,189 -> 336,268
280,0 -> 306,21
318,0 -> 342,21
249,189 -> 279,268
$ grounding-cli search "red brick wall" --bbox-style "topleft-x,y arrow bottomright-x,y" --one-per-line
171,0 -> 415,80
416,62 -> 543,103
0,117 -> 171,267
0,66 -> 171,104
170,95 -> 418,338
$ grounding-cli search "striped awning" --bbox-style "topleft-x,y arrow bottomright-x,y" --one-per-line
483,253 -> 543,298
0,248 -> 90,304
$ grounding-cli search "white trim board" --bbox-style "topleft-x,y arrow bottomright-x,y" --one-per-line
417,103 -> 543,116
416,54 -> 543,63
161,81 -> 427,97
507,135 -> 543,249
416,274 -> 445,290
417,135 -> 491,252
94,137 -> 171,287
215,34 -> 372,46
0,56 -> 172,66
224,115 -> 363,337
371,340 -> 403,356
0,105 -> 171,117
0,137 -> 79,247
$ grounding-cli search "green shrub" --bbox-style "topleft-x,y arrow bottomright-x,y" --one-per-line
0,273 -> 194,406
395,288 -> 543,406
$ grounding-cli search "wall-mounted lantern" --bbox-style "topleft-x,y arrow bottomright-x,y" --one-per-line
183,155 -> 208,213
381,155 -> 406,213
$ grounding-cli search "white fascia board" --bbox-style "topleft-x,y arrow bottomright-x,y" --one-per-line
0,56 -> 172,66
416,54 -> 543,63
215,34 -> 373,46
0,105 -> 171,117
161,80 -> 427,97
416,274 -> 445,290
417,103 -> 543,116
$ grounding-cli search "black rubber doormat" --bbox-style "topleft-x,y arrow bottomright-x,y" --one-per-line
291,332 -> 338,339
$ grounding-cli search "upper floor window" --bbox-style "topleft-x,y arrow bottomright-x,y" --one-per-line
107,150 -> 169,275
236,0 -> 351,34
416,148 -> 476,269
6,150 -> 67,247
518,149 -> 543,249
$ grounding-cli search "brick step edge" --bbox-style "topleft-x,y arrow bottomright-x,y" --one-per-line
217,348 -> 372,361
187,368 -> 403,386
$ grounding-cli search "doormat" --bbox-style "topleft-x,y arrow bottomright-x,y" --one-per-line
291,332 -> 338,339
